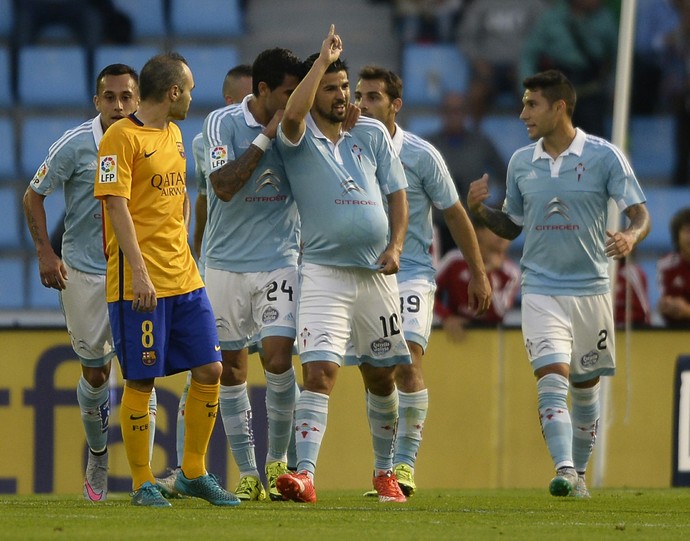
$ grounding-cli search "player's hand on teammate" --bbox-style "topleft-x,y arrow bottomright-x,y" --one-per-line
467,174 -> 491,215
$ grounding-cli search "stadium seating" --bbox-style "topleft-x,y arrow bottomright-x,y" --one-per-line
0,257 -> 24,309
641,186 -> 688,253
627,115 -> 674,183
403,114 -> 442,138
17,46 -> 90,107
20,115 -> 86,178
0,0 -> 12,41
0,46 -> 12,108
0,117 -> 17,180
480,115 -> 531,164
93,44 -> 161,77
0,186 -> 21,250
111,0 -> 168,40
169,0 -> 244,39
176,45 -> 240,109
401,44 -> 470,107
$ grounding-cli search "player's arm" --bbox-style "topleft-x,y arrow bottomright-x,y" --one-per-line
605,202 -> 651,260
442,201 -> 491,315
103,195 -> 157,312
467,174 -> 522,240
209,111 -> 284,202
193,193 -> 207,259
281,24 -> 342,143
377,188 -> 408,275
22,187 -> 68,290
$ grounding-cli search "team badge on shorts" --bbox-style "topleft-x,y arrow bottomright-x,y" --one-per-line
370,338 -> 392,357
262,306 -> 279,324
142,350 -> 157,366
580,350 -> 599,368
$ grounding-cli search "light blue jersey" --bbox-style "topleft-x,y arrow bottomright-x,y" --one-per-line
202,96 -> 299,273
29,116 -> 106,274
392,125 -> 459,283
192,132 -> 208,274
503,128 -> 646,296
276,115 -> 407,269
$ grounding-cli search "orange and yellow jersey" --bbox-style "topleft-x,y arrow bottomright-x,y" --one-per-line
94,114 -> 202,302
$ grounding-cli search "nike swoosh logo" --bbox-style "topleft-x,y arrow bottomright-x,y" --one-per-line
214,345 -> 221,351
84,480 -> 104,501
129,413 -> 148,420
206,402 -> 219,408
144,150 -> 157,158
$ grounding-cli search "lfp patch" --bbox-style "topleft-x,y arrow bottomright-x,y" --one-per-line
31,162 -> 49,185
98,155 -> 117,183
209,145 -> 228,170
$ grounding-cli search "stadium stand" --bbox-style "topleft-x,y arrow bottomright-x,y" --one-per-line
17,46 -> 90,107
20,115 -> 86,178
0,47 -> 12,107
0,117 -> 17,180
401,44 -> 470,107
112,0 -> 168,40
0,186 -> 22,250
169,0 -> 244,39
93,44 -> 161,76
0,257 -> 24,309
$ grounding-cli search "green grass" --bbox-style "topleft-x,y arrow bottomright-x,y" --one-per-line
2,489 -> 690,540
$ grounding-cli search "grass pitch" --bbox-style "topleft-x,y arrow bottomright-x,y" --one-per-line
2,488 -> 690,540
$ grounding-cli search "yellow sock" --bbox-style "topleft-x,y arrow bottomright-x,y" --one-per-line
181,379 -> 219,479
120,386 -> 155,490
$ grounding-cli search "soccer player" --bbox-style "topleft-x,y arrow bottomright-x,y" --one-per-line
274,26 -> 411,504
157,64 -> 254,495
197,48 -> 304,501
94,52 -> 239,507
467,69 -> 650,498
22,63 -> 157,502
657,207 -> 690,327
192,64 -> 252,263
353,65 -> 491,495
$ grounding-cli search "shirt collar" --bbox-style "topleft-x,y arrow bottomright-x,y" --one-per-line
241,94 -> 263,128
92,115 -> 105,147
306,113 -> 349,141
391,123 -> 404,154
532,127 -> 587,162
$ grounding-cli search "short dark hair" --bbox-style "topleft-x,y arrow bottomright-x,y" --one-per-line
670,207 -> 690,252
304,52 -> 348,77
223,64 -> 252,98
523,70 -> 577,118
95,63 -> 138,95
358,65 -> 403,101
251,48 -> 304,96
139,52 -> 189,102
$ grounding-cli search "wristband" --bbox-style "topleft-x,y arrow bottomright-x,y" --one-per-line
252,133 -> 271,152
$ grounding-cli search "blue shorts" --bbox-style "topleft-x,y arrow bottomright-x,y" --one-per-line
108,288 -> 221,381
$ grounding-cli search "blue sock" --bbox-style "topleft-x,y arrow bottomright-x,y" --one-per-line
394,389 -> 428,468
294,390 -> 329,477
537,373 -> 573,470
570,382 -> 600,474
219,383 -> 258,478
368,391 -> 399,473
265,368 -> 297,463
77,376 -> 109,453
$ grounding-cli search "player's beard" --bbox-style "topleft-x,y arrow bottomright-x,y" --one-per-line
315,100 -> 347,124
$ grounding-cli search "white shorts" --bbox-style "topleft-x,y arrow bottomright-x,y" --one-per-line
521,293 -> 615,382
205,266 -> 298,350
398,278 -> 436,351
298,263 -> 410,367
59,263 -> 114,367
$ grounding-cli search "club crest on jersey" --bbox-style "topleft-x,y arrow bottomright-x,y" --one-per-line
262,306 -> 279,324
32,162 -> 49,185
371,337 -> 392,357
209,145 -> 228,169
580,350 -> 599,368
98,155 -> 117,183
575,162 -> 586,182
177,142 -> 186,159
352,143 -> 362,163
